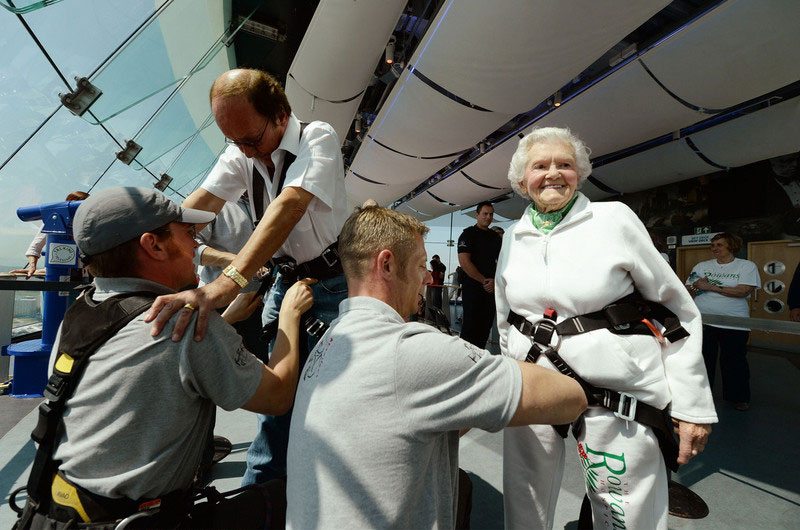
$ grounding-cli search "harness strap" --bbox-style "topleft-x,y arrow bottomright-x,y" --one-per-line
251,122 -> 308,226
511,310 -> 680,471
20,289 -> 159,528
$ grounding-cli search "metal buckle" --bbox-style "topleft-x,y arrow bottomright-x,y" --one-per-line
528,317 -> 562,351
614,392 -> 637,421
305,317 -> 327,338
321,247 -> 338,268
612,323 -> 631,331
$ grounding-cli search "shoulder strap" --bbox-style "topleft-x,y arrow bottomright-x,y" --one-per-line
24,289 -> 158,515
251,122 -> 308,225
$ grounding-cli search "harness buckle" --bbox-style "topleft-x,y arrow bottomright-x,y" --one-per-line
612,322 -> 631,331
321,246 -> 339,268
528,318 -> 562,352
614,392 -> 637,421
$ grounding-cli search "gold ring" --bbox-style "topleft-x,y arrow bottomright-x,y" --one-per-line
184,303 -> 196,311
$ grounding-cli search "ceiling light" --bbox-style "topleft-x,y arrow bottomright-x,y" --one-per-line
385,36 -> 396,64
354,114 -> 362,133
554,91 -> 562,107
479,142 -> 486,154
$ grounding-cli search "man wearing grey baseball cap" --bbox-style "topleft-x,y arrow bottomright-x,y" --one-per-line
17,187 -> 312,529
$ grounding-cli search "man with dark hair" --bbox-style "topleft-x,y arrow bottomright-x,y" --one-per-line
286,206 -> 586,530
457,201 -> 502,349
429,254 -> 446,309
145,68 -> 349,485
16,187 -> 312,529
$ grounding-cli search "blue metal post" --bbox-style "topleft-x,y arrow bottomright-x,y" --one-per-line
7,200 -> 82,397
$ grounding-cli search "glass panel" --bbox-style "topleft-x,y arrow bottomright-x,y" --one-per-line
0,106 -> 154,268
81,1 -> 256,124
0,0 -> 65,15
157,140 -> 224,197
129,60 -> 227,186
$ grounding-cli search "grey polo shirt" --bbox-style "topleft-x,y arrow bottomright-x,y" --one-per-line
287,296 -> 522,529
50,277 -> 264,500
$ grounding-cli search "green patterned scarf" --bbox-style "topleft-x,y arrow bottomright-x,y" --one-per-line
529,195 -> 578,234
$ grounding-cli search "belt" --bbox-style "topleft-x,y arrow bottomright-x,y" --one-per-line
271,239 -> 343,284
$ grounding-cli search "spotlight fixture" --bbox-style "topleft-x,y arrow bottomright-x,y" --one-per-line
354,114 -> 362,133
385,36 -> 396,64
553,91 -> 562,107
479,142 -> 486,154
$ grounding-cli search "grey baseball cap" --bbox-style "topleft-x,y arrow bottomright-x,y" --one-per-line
73,187 -> 216,257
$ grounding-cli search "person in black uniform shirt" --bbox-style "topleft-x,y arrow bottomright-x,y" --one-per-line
789,261 -> 800,322
458,201 -> 502,349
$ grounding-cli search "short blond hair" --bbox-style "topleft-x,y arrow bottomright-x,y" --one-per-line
338,206 -> 429,280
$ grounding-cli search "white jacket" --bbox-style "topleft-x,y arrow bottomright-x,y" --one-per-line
495,193 -> 717,424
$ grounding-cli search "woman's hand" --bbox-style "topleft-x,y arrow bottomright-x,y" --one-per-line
10,256 -> 39,278
673,419 -> 712,465
693,277 -> 714,291
279,279 -> 316,319
221,291 -> 263,324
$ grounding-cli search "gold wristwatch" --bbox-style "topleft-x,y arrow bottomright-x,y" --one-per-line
222,265 -> 248,288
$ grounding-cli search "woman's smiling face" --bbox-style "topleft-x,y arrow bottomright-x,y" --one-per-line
523,140 -> 579,212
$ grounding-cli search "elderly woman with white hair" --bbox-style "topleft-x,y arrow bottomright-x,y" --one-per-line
495,127 -> 717,529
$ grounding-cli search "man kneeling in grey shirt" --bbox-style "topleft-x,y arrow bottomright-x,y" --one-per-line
286,206 -> 587,529
29,187 -> 312,529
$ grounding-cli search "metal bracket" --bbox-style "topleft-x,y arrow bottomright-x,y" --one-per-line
58,77 -> 102,117
115,140 -> 142,165
154,173 -> 173,191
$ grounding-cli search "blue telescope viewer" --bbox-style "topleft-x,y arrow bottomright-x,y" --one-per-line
5,200 -> 83,397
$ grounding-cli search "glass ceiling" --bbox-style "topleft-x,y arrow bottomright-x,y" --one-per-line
0,0 -> 240,268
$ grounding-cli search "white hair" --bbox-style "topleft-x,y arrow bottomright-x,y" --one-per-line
507,127 -> 592,197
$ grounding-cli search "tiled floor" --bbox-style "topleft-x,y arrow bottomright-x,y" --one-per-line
2,350 -> 798,529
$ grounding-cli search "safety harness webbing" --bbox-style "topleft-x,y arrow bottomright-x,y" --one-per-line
14,288 -> 157,529
507,294 -> 684,472
251,122 -> 308,226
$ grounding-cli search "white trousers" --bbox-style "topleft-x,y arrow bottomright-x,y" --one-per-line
503,408 -> 668,530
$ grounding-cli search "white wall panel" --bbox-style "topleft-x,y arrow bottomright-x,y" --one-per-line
642,0 -> 800,110
412,0 -> 670,114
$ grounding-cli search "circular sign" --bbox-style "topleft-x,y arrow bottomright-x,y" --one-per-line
763,261 -> 785,276
763,279 -> 785,295
764,299 -> 784,314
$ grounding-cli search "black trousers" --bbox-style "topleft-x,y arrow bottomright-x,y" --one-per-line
702,325 -> 750,403
459,283 -> 495,350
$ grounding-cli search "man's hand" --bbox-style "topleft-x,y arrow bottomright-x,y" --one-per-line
11,256 -> 39,278
790,308 -> 800,322
144,277 -> 239,342
221,291 -> 263,325
673,419 -> 712,465
482,278 -> 495,293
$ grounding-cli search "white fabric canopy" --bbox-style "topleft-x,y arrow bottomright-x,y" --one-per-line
288,0 -> 406,101
369,68 -> 513,157
285,75 -> 362,147
689,97 -> 800,168
591,140 -> 716,193
409,0 -> 670,115
642,0 -> 800,111
534,62 -> 704,158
